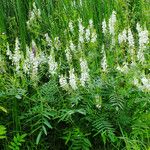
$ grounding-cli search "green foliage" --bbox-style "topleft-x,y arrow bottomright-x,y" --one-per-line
0,106 -> 7,139
9,133 -> 27,150
0,125 -> 6,139
22,80 -> 58,145
63,128 -> 92,150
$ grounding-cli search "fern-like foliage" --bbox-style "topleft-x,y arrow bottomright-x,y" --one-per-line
0,125 -> 6,139
92,116 -> 117,144
109,92 -> 124,111
63,128 -> 91,150
9,133 -> 27,150
22,80 -> 59,145
58,108 -> 86,123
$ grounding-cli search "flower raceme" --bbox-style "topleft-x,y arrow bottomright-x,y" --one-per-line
69,68 -> 77,90
80,58 -> 90,87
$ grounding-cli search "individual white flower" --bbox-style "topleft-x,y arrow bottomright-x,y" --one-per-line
80,58 -> 89,72
33,2 -> 41,18
59,74 -> 69,90
85,28 -> 91,42
133,78 -> 139,86
32,57 -> 39,77
79,34 -> 84,43
78,19 -> 84,43
69,21 -> 74,33
6,43 -> 12,60
12,38 -> 21,73
23,46 -> 30,74
128,28 -> 134,48
118,29 -> 127,44
138,27 -> 149,48
23,59 -> 30,74
48,54 -> 58,75
136,23 -> 142,33
141,75 -> 150,91
29,49 -> 35,61
80,58 -> 90,86
141,76 -> 149,85
30,41 -> 39,75
26,2 -> 41,28
137,25 -> 149,63
69,40 -> 76,51
15,37 -> 20,51
134,75 -> 150,92
80,72 -> 89,87
39,52 -> 47,64
54,37 -> 60,50
101,45 -> 107,72
78,18 -> 84,33
116,62 -> 129,74
137,49 -> 145,63
72,0 -> 76,7
102,19 -> 107,34
108,11 -> 116,35
45,33 -> 52,46
65,47 -> 72,62
89,19 -> 93,29
69,68 -> 77,90
79,0 -> 83,6
91,31 -> 97,43
78,43 -> 82,51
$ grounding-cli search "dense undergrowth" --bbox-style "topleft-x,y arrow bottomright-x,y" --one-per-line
0,0 -> 150,149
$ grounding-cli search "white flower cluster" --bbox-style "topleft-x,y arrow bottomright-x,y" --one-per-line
78,18 -> 97,44
48,52 -> 58,75
59,74 -> 69,90
137,23 -> 149,63
7,37 -> 60,80
85,28 -> 91,42
22,46 -> 31,75
54,37 -> 60,50
89,20 -> 97,43
69,21 -> 74,33
69,40 -> 76,51
133,75 -> 150,92
108,11 -> 117,45
108,11 -> 116,35
80,58 -> 90,86
6,43 -> 12,60
101,45 -> 107,72
69,68 -> 77,90
118,29 -> 127,44
12,38 -> 22,73
102,19 -> 107,35
45,33 -> 52,46
128,28 -> 134,48
127,28 -> 135,62
31,55 -> 39,78
26,2 -> 41,28
65,47 -> 72,63
25,41 -> 40,78
116,62 -> 129,74
78,18 -> 85,43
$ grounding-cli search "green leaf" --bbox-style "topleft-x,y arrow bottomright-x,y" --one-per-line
36,131 -> 42,145
43,118 -> 52,129
0,125 -> 6,139
42,125 -> 47,135
0,106 -> 7,113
